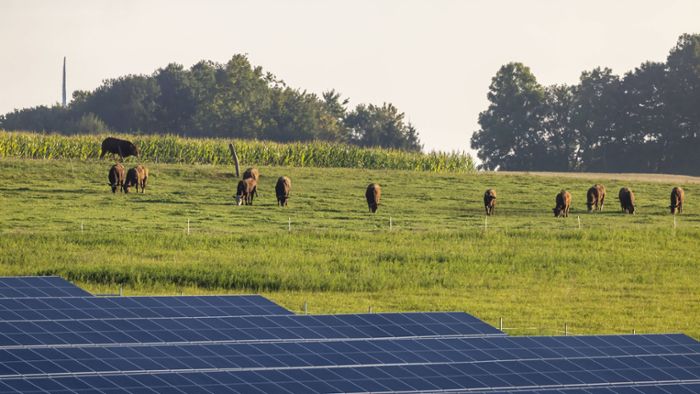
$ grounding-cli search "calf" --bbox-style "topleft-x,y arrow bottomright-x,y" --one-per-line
366,183 -> 381,213
670,187 -> 684,215
123,165 -> 148,194
275,176 -> 291,207
236,178 -> 257,206
483,189 -> 496,216
553,190 -> 571,217
618,187 -> 635,214
107,163 -> 125,193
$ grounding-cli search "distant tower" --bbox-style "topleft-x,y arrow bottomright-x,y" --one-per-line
62,57 -> 67,107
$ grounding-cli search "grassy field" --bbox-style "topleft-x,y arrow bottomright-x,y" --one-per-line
0,157 -> 698,338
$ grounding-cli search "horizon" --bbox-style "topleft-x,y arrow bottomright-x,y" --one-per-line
1,0 -> 699,156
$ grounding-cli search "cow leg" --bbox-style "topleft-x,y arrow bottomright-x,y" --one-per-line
100,149 -> 106,159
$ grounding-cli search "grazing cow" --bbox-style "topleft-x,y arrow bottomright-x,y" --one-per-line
670,187 -> 684,215
553,190 -> 571,217
586,184 -> 606,212
366,183 -> 381,213
275,176 -> 291,207
483,189 -> 496,216
242,167 -> 260,181
100,137 -> 139,160
107,163 -> 125,193
236,178 -> 257,206
123,165 -> 148,194
618,187 -> 635,214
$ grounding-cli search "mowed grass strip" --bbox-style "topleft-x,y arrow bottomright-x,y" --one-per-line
0,158 -> 698,338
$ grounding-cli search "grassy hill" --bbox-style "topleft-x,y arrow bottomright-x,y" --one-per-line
0,157 -> 698,338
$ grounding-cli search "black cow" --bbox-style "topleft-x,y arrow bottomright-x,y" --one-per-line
100,137 -> 139,160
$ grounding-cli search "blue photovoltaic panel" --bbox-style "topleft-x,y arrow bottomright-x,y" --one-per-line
480,382 -> 700,393
0,334 -> 696,378
0,295 -> 292,321
0,277 -> 90,298
0,353 -> 699,393
0,312 -> 504,348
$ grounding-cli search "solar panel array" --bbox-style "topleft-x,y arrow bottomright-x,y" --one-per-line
0,277 -> 91,298
0,277 -> 698,394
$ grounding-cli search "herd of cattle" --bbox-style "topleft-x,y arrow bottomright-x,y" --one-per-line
99,137 -> 686,215
483,185 -> 685,217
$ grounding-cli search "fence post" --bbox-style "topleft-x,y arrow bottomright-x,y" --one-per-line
187,219 -> 190,235
499,317 -> 503,331
368,306 -> 373,313
288,217 -> 291,232
228,143 -> 240,178
389,217 -> 393,231
564,323 -> 568,336
303,301 -> 308,314
577,216 -> 581,230
119,285 -> 123,297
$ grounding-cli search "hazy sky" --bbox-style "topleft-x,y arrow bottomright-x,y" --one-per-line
1,0 -> 698,155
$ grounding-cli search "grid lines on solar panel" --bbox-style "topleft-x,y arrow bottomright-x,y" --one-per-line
0,277 -> 90,298
0,295 -> 292,321
478,382 -> 700,393
0,352 -> 699,393
0,334 -> 696,379
0,312 -> 504,348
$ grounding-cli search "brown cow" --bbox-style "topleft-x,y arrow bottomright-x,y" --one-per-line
670,187 -> 684,215
275,176 -> 291,207
242,167 -> 259,181
483,189 -> 496,216
618,187 -> 635,214
123,165 -> 148,194
586,184 -> 606,212
236,178 -> 257,206
553,190 -> 571,217
100,137 -> 139,160
107,163 -> 125,193
366,183 -> 381,213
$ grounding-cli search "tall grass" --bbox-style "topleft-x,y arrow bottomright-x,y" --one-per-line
0,131 -> 474,172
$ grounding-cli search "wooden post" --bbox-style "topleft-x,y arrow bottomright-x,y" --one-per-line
368,306 -> 373,313
228,143 -> 240,178
119,285 -> 123,297
304,301 -> 308,314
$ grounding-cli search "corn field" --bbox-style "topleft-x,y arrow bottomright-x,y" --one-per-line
0,131 -> 474,172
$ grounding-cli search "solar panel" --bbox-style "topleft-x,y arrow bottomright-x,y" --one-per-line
1,352 -> 698,393
0,295 -> 292,321
479,382 -> 700,393
0,277 -> 90,298
0,334 -> 695,379
0,312 -> 504,348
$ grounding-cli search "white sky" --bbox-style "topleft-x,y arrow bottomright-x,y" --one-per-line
1,0 -> 698,155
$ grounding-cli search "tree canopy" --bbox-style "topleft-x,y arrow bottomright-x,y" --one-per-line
471,34 -> 700,175
0,55 -> 422,151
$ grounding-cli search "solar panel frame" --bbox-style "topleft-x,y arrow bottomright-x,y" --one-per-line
0,277 -> 91,298
0,295 -> 293,321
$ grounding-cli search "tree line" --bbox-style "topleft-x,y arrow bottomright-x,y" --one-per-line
471,34 -> 700,175
0,55 -> 421,151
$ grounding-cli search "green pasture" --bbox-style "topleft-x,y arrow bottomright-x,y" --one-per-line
0,158 -> 698,338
